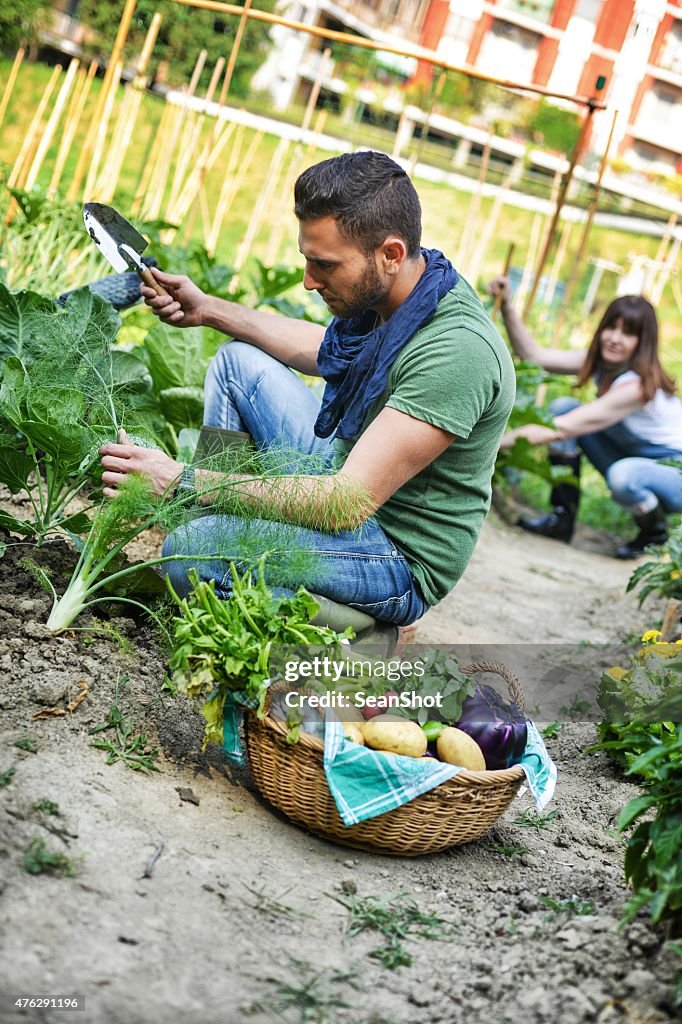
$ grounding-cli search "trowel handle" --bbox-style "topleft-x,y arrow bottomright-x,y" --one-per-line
139,266 -> 170,298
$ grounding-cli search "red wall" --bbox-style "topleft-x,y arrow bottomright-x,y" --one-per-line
593,0 -> 635,50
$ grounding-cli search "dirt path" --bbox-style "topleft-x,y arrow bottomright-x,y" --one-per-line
1,516 -> 679,1024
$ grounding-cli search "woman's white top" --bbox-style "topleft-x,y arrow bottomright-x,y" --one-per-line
611,370 -> 682,450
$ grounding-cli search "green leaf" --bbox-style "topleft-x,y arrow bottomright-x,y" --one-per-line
0,509 -> 37,536
58,510 -> 93,534
109,349 -> 154,394
0,283 -> 55,362
0,444 -> 34,494
158,386 -> 205,430
618,795 -> 657,832
143,323 -> 217,392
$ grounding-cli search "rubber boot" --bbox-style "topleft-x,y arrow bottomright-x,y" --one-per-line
615,505 -> 668,559
518,453 -> 580,543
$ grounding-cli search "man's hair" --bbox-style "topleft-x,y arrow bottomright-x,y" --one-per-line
294,151 -> 422,258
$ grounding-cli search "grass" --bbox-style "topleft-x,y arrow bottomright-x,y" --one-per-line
330,890 -> 458,970
0,767 -> 15,788
513,808 -> 560,831
14,735 -> 38,753
22,836 -> 80,876
539,895 -> 596,918
89,676 -> 160,773
265,957 -> 355,1024
242,883 -> 312,919
490,843 -> 530,857
1,56 -> 681,384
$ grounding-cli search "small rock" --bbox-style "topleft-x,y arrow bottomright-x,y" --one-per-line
30,677 -> 68,706
554,835 -> 571,848
343,859 -> 355,869
622,968 -> 656,995
518,894 -> 539,913
176,787 -> 200,806
556,927 -> 588,950
520,854 -> 538,867
340,879 -> 357,895
22,622 -> 50,641
18,599 -> 41,614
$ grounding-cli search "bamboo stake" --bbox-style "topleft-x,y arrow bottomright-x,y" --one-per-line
467,170 -> 515,286
516,212 -> 542,312
25,58 -> 80,192
67,0 -> 139,202
168,59 -> 223,208
168,0 -> 606,109
455,135 -> 492,270
301,48 -> 331,133
545,219 -> 572,307
558,108 -> 618,317
408,67 -> 446,176
96,11 -> 164,201
219,0 -> 251,105
493,242 -> 515,317
0,48 -> 25,134
264,143 -> 306,266
84,60 -> 123,200
167,50 -> 209,212
523,97 -> 601,317
171,119 -> 236,224
204,121 -> 246,254
132,99 -> 171,215
48,60 -> 97,198
7,64 -> 62,191
235,136 -> 288,271
144,103 -> 186,220
654,213 -> 677,266
651,235 -> 680,305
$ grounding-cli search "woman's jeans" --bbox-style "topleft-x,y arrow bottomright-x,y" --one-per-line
548,396 -> 682,514
162,342 -> 429,626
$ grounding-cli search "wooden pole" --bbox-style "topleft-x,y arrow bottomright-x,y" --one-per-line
493,242 -> 515,317
523,97 -> 600,317
301,48 -> 332,133
167,0 -> 606,109
171,119 -> 236,224
48,60 -> 97,198
83,60 -> 123,199
467,170 -> 515,287
204,121 -> 246,254
167,50 -> 209,212
7,65 -> 61,190
235,136 -> 288,271
455,135 -> 492,271
558,107 -> 618,316
133,99 -> 174,216
408,67 -> 446,176
545,219 -> 572,307
218,0 -> 252,105
651,235 -> 680,305
516,212 -> 542,312
67,0 -> 139,202
97,14 -> 163,202
24,58 -> 80,192
0,48 -> 25,134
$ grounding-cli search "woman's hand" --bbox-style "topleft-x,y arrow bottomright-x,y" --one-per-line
99,430 -> 183,498
487,275 -> 512,310
139,268 -> 208,327
500,424 -> 559,450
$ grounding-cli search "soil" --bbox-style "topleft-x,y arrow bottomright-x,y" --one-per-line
1,508 -> 680,1024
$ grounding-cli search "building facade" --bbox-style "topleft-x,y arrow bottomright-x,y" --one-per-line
254,0 -> 682,173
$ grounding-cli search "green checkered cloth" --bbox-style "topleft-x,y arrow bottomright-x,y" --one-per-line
222,695 -> 556,826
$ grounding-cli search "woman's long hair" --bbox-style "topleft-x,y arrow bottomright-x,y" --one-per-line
576,295 -> 676,402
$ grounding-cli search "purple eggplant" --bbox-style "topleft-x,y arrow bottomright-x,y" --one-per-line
454,684 -> 527,770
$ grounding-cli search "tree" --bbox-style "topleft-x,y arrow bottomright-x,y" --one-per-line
0,0 -> 46,52
75,0 -> 275,97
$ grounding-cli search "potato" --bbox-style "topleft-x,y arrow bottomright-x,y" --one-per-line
339,703 -> 365,724
436,727 -> 486,771
342,722 -> 365,745
361,717 -> 428,758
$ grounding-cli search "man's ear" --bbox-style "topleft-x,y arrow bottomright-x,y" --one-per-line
380,237 -> 408,275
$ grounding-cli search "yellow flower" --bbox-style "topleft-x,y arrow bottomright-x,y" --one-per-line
641,629 -> 663,643
662,553 -> 671,563
605,666 -> 628,680
676,639 -> 682,645
670,570 -> 680,580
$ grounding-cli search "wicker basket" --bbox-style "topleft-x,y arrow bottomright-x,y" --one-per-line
244,661 -> 527,856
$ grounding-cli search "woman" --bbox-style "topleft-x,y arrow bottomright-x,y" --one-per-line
490,279 -> 682,558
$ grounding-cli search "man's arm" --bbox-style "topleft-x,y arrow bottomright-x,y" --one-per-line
100,408 -> 454,529
141,267 -> 325,375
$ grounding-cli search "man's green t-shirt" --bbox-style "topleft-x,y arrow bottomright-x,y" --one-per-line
334,275 -> 515,606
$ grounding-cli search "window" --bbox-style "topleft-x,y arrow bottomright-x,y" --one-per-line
497,0 -> 555,25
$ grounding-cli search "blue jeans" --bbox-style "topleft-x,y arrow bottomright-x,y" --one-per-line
548,396 -> 682,514
162,342 -> 429,625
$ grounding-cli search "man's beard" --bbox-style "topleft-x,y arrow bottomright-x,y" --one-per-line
329,256 -> 390,319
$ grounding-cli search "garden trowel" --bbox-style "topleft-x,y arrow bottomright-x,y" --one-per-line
82,203 -> 170,297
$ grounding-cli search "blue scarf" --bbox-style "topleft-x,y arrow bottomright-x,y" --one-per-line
314,248 -> 458,441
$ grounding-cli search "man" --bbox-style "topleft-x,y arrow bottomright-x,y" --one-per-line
100,151 -> 515,626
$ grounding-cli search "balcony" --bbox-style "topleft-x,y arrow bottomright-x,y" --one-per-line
320,0 -> 428,45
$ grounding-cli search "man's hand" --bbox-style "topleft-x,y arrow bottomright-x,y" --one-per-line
140,268 -> 208,327
99,430 -> 183,498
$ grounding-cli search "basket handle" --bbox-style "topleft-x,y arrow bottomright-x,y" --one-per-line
460,661 -> 526,714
